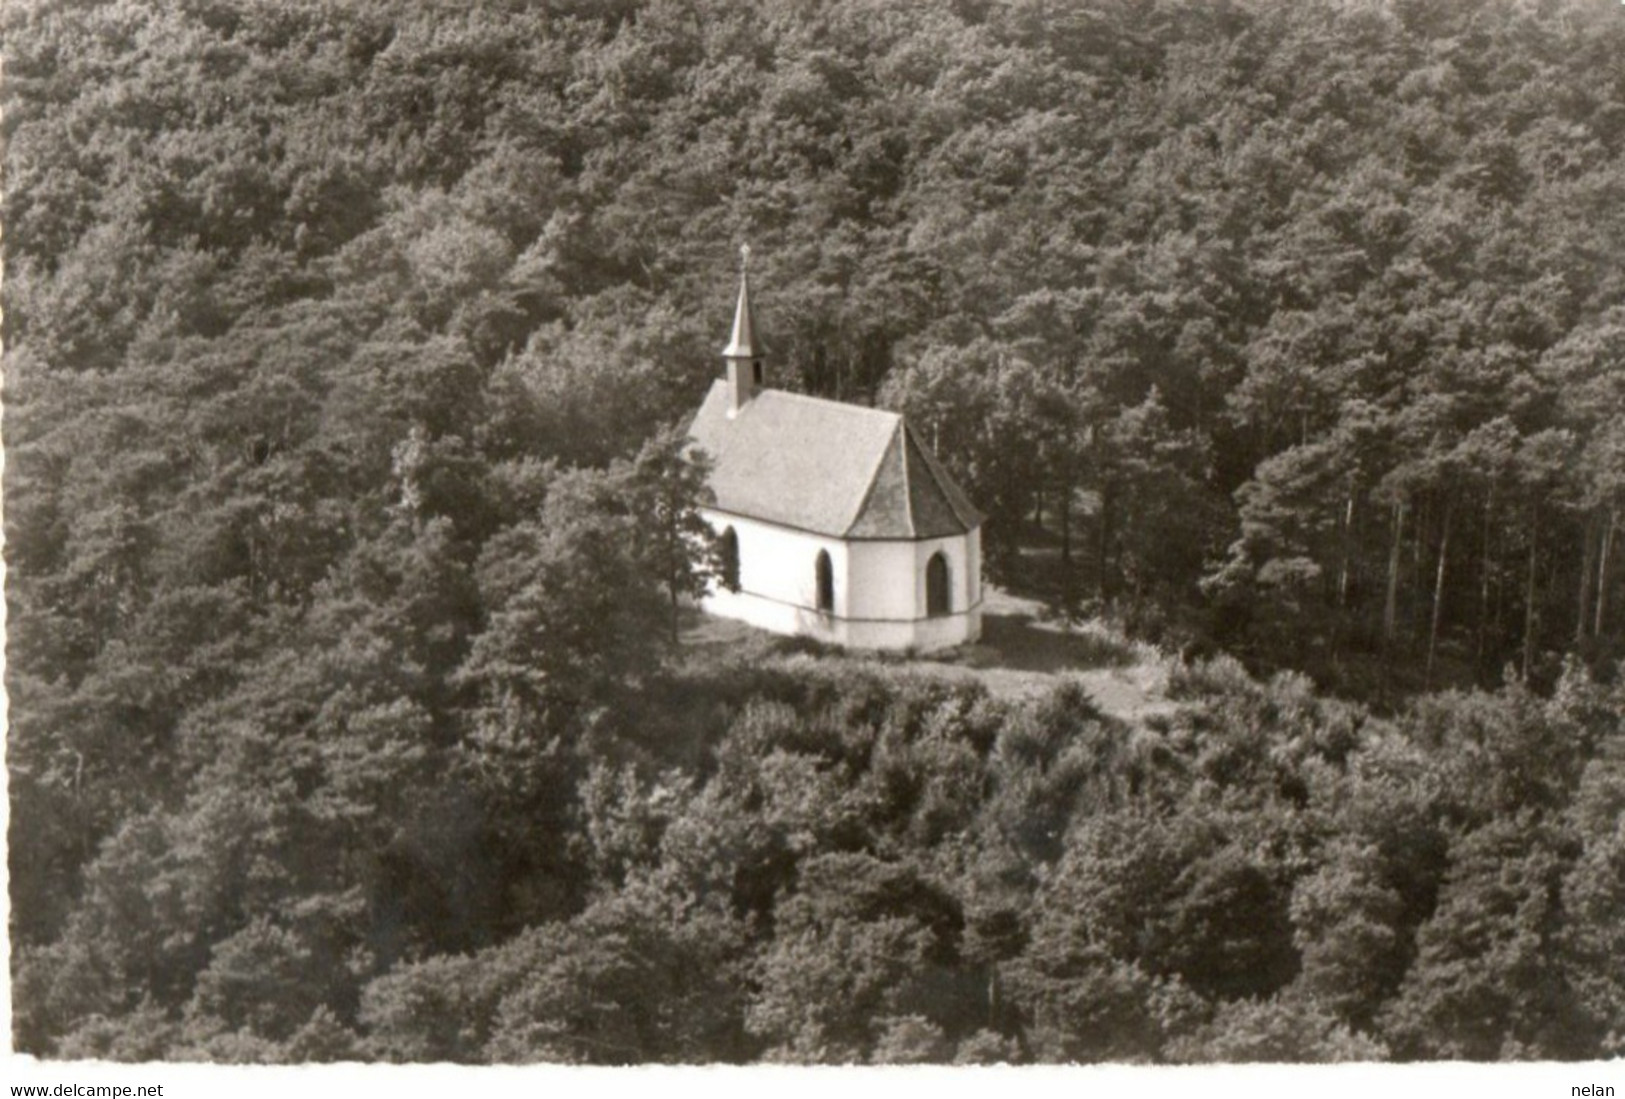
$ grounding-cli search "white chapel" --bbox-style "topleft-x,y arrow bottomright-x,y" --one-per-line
688,249 -> 984,652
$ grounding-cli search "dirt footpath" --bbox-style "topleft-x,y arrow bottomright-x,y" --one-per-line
912,588 -> 1182,724
683,586 -> 1183,726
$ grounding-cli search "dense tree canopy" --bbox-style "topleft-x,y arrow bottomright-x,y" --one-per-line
5,0 -> 1624,1064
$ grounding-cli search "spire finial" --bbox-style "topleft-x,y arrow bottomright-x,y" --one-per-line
740,242 -> 751,273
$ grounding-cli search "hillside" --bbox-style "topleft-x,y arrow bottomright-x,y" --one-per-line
5,0 -> 1624,1064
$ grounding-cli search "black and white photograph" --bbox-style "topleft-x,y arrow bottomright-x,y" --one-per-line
3,0 -> 1623,1084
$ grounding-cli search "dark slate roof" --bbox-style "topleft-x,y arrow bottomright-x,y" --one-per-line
688,381 -> 983,540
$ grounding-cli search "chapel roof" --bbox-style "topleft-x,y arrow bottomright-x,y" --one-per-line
688,382 -> 983,540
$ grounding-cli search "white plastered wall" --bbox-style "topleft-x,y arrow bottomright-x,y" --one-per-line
700,509 -> 982,652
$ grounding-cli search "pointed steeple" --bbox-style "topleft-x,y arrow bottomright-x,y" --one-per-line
723,244 -> 761,358
722,244 -> 765,415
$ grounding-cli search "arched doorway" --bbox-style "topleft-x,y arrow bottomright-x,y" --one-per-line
815,550 -> 835,613
718,526 -> 740,592
926,552 -> 951,617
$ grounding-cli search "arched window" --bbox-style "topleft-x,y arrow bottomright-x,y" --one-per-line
815,550 -> 835,613
718,526 -> 740,592
926,552 -> 951,617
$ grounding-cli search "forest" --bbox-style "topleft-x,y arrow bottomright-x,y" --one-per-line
4,0 -> 1625,1064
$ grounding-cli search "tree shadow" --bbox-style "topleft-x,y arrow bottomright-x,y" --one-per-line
954,609 -> 1139,674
